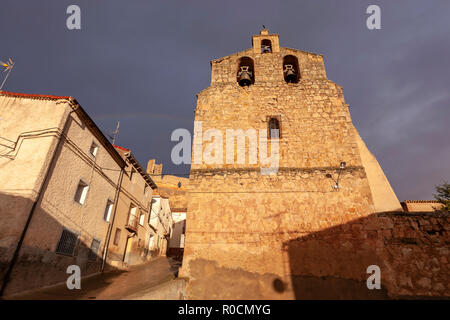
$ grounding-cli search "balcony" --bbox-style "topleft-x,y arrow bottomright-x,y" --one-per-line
126,214 -> 138,232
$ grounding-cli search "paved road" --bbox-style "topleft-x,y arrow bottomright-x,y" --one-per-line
6,257 -> 182,300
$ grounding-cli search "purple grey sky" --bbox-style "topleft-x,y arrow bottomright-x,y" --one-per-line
1,0 -> 449,200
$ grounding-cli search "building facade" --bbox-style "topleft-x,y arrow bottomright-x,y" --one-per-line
0,92 -> 125,297
148,195 -> 173,257
104,146 -> 158,268
147,160 -> 188,260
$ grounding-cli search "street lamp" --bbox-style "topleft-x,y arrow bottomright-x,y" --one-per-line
326,161 -> 346,190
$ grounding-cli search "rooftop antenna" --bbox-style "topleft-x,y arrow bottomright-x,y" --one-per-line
108,121 -> 120,145
262,24 -> 266,29
0,58 -> 14,91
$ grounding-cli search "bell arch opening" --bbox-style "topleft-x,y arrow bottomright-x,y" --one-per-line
283,55 -> 300,83
237,57 -> 255,87
261,39 -> 272,53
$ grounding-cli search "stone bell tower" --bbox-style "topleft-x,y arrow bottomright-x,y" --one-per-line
180,29 -> 402,299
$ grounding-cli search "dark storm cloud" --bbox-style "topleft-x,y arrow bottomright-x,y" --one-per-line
1,0 -> 449,199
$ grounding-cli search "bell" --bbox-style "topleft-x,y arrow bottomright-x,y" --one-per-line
283,64 -> 297,83
238,66 -> 252,86
262,45 -> 271,53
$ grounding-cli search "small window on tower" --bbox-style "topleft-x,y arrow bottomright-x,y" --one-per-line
283,55 -> 300,83
261,39 -> 272,53
268,117 -> 281,139
237,57 -> 255,87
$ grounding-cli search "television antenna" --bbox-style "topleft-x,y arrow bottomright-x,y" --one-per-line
106,121 -> 120,145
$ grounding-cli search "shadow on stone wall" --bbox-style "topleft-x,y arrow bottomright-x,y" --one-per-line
283,211 -> 449,299
0,192 -> 122,298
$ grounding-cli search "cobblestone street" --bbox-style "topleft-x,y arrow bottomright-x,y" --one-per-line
5,257 -> 184,300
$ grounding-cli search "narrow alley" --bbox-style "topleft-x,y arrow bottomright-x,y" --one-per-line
4,257 -> 185,300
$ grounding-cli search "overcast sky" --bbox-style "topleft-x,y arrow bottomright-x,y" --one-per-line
1,0 -> 449,200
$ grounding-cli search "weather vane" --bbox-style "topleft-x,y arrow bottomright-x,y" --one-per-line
0,58 -> 14,91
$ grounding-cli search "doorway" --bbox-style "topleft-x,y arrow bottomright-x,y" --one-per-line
123,236 -> 133,264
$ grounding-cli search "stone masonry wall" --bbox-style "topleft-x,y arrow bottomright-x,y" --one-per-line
184,167 -> 376,299
286,211 -> 449,298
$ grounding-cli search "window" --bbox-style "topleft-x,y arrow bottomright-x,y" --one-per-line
56,229 -> 78,256
74,180 -> 89,205
139,212 -> 145,226
89,141 -> 99,157
268,117 -> 281,139
113,228 -> 121,246
148,199 -> 155,224
103,199 -> 114,222
261,39 -> 272,53
127,205 -> 139,230
155,236 -> 160,250
237,57 -> 255,87
149,235 -> 155,249
129,168 -> 136,183
88,239 -> 101,261
283,55 -> 300,83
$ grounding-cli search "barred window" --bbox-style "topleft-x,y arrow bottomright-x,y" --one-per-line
88,239 -> 101,261
56,229 -> 78,256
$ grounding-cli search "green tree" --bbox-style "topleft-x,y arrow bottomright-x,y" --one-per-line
433,182 -> 450,213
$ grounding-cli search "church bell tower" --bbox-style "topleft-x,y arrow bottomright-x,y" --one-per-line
180,29 -> 402,299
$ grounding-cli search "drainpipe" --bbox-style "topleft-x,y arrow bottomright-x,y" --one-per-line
0,108 -> 74,297
101,166 -> 125,272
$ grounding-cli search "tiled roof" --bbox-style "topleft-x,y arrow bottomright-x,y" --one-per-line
113,145 -> 130,152
402,200 -> 440,203
0,90 -> 72,101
